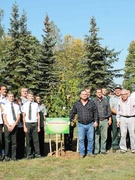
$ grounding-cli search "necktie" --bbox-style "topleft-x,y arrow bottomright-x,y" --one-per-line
11,103 -> 16,121
29,102 -> 32,120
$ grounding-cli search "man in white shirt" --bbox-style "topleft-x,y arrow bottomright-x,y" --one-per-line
3,91 -> 20,161
20,87 -> 28,104
22,90 -> 41,159
116,89 -> 135,154
0,85 -> 8,161
0,85 -> 8,105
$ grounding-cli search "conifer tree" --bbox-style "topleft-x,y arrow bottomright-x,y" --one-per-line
80,17 -> 121,92
40,14 -> 58,116
123,41 -> 135,91
0,9 -> 4,38
0,2 -> 41,94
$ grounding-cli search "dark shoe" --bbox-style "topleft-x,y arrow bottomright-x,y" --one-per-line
120,150 -> 126,154
101,152 -> 107,155
79,154 -> 85,159
11,158 -> 18,161
1,155 -> 5,161
87,154 -> 95,158
27,155 -> 33,160
112,149 -> 116,153
5,157 -> 10,162
35,154 -> 41,158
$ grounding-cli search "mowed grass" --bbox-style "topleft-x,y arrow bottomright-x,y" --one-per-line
0,149 -> 135,180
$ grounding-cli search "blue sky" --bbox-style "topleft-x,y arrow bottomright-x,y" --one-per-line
1,0 -> 135,85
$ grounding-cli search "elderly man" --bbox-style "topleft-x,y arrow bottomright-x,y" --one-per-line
70,90 -> 98,158
117,89 -> 135,154
20,87 -> 28,104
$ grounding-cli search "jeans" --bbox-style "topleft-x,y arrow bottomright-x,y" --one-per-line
78,122 -> 94,156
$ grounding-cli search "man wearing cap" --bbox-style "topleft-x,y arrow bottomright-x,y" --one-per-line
109,84 -> 122,152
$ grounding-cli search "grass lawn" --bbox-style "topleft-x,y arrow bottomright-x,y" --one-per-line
0,147 -> 135,180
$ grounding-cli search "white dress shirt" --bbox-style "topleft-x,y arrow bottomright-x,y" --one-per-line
22,101 -> 40,123
4,102 -> 21,125
0,108 -> 3,125
0,95 -> 9,105
116,96 -> 135,122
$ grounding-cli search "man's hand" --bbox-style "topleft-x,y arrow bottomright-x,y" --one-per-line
108,119 -> 112,126
117,121 -> 120,127
38,127 -> 40,132
24,126 -> 27,133
93,122 -> 98,128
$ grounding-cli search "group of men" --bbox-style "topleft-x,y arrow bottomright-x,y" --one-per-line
0,85 -> 47,161
70,85 -> 135,158
0,83 -> 135,161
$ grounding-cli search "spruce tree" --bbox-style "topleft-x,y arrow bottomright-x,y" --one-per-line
80,17 -> 121,92
1,2 -> 41,94
40,14 -> 58,116
123,41 -> 135,91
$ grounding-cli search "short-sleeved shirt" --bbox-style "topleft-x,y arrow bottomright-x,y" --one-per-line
109,95 -> 121,112
4,102 -> 21,125
0,95 -> 9,105
38,104 -> 47,127
0,108 -> 3,125
20,96 -> 28,105
22,101 -> 40,123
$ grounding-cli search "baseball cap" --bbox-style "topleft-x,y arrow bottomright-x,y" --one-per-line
115,84 -> 122,89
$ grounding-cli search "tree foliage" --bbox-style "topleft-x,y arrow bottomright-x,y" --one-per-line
80,17 -> 121,92
0,2 -> 41,94
40,14 -> 58,116
123,41 -> 135,91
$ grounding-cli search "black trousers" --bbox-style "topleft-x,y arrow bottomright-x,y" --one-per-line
16,127 -> 25,159
38,127 -> 45,156
25,123 -> 40,156
4,125 -> 17,159
64,126 -> 74,151
0,124 -> 2,157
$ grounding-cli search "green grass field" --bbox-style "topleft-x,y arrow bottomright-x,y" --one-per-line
0,145 -> 135,180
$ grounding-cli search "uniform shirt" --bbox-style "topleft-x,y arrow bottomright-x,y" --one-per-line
0,108 -> 3,125
70,99 -> 98,124
18,105 -> 23,128
22,101 -> 40,123
116,96 -> 135,122
93,97 -> 111,119
20,96 -> 28,104
3,102 -> 21,126
38,104 -> 47,127
0,95 -> 9,105
109,95 -> 121,112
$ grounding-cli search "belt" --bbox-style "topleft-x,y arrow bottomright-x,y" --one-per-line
121,115 -> 135,118
99,118 -> 107,121
79,122 -> 91,125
